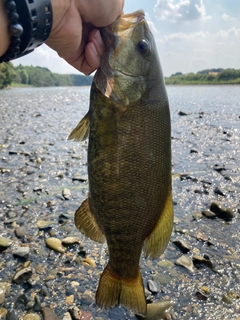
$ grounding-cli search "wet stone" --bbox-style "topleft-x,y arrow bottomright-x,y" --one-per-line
202,210 -> 216,219
136,301 -> 173,320
62,188 -> 71,200
0,308 -> 8,318
6,309 -> 18,320
41,307 -> 60,320
23,314 -> 41,320
68,306 -> 82,319
12,267 -> 32,284
0,236 -> 13,251
46,237 -> 66,253
192,211 -> 203,221
72,173 -> 88,182
15,226 -> 28,238
147,280 -> 159,294
37,220 -> 53,230
222,294 -> 233,304
210,201 -> 236,220
214,187 -> 225,196
172,238 -> 191,253
0,288 -> 5,304
62,236 -> 81,246
13,246 -> 30,259
175,255 -> 194,272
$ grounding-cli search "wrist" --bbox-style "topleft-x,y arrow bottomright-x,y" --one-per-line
49,0 -> 70,34
0,0 -> 10,56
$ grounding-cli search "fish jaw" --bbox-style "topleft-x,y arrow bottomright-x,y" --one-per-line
94,10 -> 155,107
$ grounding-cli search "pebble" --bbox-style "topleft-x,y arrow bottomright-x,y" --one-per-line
23,314 -> 41,320
82,257 -> 96,267
175,255 -> 194,272
202,210 -> 216,219
13,246 -> 30,259
46,237 -> 66,253
37,220 -> 53,230
192,211 -> 203,220
62,312 -> 72,320
41,307 -> 60,320
0,236 -> 12,250
136,301 -> 173,320
6,309 -> 18,320
0,308 -> 8,318
68,306 -> 82,319
12,267 -> 32,284
62,188 -> 71,200
62,237 -> 81,246
0,288 -> 5,304
15,226 -> 28,238
210,201 -> 236,220
147,280 -> 159,294
72,173 -> 88,182
172,238 -> 191,253
222,294 -> 233,304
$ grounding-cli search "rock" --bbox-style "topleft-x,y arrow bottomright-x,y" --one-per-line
172,238 -> 191,253
72,173 -> 88,182
62,237 -> 81,246
222,294 -> 233,304
12,267 -> 32,284
0,308 -> 8,318
175,255 -> 194,272
210,201 -> 236,221
6,309 -> 18,320
136,301 -> 173,320
46,237 -> 66,254
62,312 -> 72,320
147,280 -> 159,294
195,291 -> 208,301
23,314 -> 41,320
41,307 -> 60,320
196,231 -> 208,242
0,288 -> 5,305
13,246 -> 30,259
190,149 -> 198,154
0,237 -> 12,251
68,306 -> 82,319
15,226 -> 28,238
65,295 -> 74,304
62,188 -> 71,200
213,165 -> 226,173
192,211 -> 203,221
214,187 -> 225,197
153,274 -> 173,286
202,210 -> 216,219
82,257 -> 96,267
37,220 -> 53,230
178,111 -> 188,116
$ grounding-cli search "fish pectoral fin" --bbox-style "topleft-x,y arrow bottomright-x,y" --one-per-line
68,112 -> 90,141
74,198 -> 105,243
96,264 -> 147,316
144,190 -> 174,259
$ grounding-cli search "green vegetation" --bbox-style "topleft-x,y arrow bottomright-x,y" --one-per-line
165,68 -> 240,85
0,63 -> 93,89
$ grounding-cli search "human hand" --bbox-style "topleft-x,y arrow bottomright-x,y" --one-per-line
46,0 -> 124,75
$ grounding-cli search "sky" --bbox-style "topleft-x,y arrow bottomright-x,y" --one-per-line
12,0 -> 240,76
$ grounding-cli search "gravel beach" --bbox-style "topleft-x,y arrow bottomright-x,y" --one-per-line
0,86 -> 239,319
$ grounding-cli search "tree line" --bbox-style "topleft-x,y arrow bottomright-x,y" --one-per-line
165,68 -> 240,85
0,62 -> 93,89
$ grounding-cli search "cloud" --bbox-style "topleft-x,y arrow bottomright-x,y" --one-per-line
154,0 -> 211,22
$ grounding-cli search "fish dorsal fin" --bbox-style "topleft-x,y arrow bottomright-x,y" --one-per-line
74,198 -> 105,243
144,189 -> 173,259
68,112 -> 90,141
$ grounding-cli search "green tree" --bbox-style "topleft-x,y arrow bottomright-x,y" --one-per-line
0,62 -> 15,88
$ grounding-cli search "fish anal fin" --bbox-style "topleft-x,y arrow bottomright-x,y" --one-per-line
144,190 -> 173,259
68,112 -> 90,141
96,264 -> 147,316
74,198 -> 105,243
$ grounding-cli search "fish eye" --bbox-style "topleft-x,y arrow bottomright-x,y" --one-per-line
137,40 -> 149,54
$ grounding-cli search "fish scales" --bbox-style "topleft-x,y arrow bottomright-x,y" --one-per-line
68,10 -> 173,316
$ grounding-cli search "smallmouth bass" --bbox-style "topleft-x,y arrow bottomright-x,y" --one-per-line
68,10 -> 173,316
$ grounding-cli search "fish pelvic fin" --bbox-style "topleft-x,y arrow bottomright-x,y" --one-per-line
74,198 -> 105,243
68,112 -> 90,141
144,189 -> 173,259
96,264 -> 147,316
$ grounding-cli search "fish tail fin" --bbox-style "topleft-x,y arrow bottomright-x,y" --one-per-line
68,111 -> 90,141
96,264 -> 147,316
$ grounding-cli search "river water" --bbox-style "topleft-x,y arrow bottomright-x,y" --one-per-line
0,85 -> 239,319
